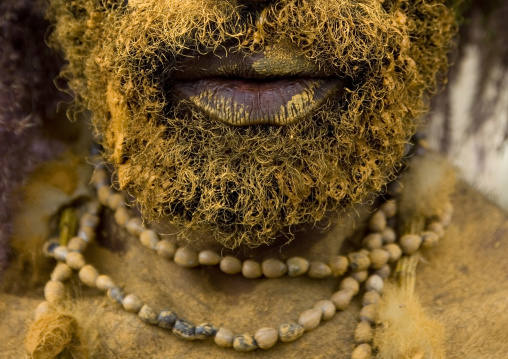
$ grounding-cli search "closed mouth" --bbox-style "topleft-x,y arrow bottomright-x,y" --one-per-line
169,50 -> 344,126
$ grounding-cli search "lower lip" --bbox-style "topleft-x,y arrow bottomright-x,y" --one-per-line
171,78 -> 343,126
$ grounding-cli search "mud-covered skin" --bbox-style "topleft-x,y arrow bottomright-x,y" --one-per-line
47,0 -> 456,247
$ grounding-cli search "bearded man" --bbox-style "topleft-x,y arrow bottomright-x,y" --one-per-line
0,0 -> 507,358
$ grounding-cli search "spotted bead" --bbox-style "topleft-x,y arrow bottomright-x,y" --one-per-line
278,323 -> 304,343
158,309 -> 178,329
107,286 -> 125,304
195,323 -> 217,339
348,252 -> 371,272
233,334 -> 258,352
138,304 -> 158,325
172,319 -> 196,339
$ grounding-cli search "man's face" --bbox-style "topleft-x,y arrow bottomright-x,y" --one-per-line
49,0 -> 455,247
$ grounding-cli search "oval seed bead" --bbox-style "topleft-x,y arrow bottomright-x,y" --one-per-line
122,294 -> 143,313
51,263 -> 73,282
308,262 -> 332,278
286,257 -> 309,277
114,207 -> 130,227
428,222 -> 445,238
362,291 -> 380,307
35,301 -> 52,321
400,234 -> 422,255
158,310 -> 178,329
329,255 -> 349,276
381,227 -> 396,244
242,260 -> 262,279
313,300 -> 336,321
380,201 -> 397,218
351,270 -> 368,283
66,252 -> 85,270
331,289 -> 354,310
384,243 -> 402,262
359,304 -> 377,324
107,286 -> 125,304
173,319 -> 196,339
278,323 -> 304,343
173,247 -> 199,268
97,186 -> 111,206
362,233 -> 383,250
348,252 -> 371,272
195,323 -> 217,339
44,281 -> 66,304
421,231 -> 439,249
352,343 -> 372,359
233,334 -> 258,352
220,256 -> 242,275
365,274 -> 384,294
368,210 -> 387,232
138,304 -> 158,325
340,277 -> 360,295
155,240 -> 176,260
369,249 -> 390,269
375,264 -> 392,280
80,213 -> 99,229
107,193 -> 125,210
254,327 -> 278,349
198,250 -> 221,266
91,169 -> 108,187
139,229 -> 158,250
86,200 -> 101,215
125,217 -> 143,236
78,265 -> 99,287
262,259 -> 287,278
53,246 -> 69,261
67,236 -> 87,252
77,226 -> 95,243
354,320 -> 373,344
215,328 -> 234,347
298,308 -> 322,331
96,275 -> 115,292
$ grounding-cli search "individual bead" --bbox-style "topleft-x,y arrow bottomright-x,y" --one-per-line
172,319 -> 196,339
340,277 -> 360,295
80,213 -> 100,229
77,226 -> 96,243
107,286 -> 125,304
255,327 -> 278,349
365,274 -> 384,294
50,263 -> 72,282
44,281 -> 66,304
155,240 -> 176,260
298,308 -> 322,331
331,289 -> 354,310
313,300 -> 336,321
351,270 -> 368,283
362,233 -> 383,250
67,236 -> 87,252
91,168 -> 108,187
278,323 -> 304,342
262,259 -> 287,278
286,257 -> 309,277
35,301 -> 52,321
125,217 -> 144,236
352,343 -> 373,359
354,320 -> 373,343
220,256 -> 242,275
233,334 -> 258,352
139,229 -> 159,250
381,227 -> 396,244
369,249 -> 390,269
138,304 -> 158,325
387,181 -> 402,197
195,323 -> 217,339
348,252 -> 371,272
96,275 -> 115,291
242,260 -> 262,279
122,294 -> 143,313
43,240 -> 59,257
158,309 -> 178,329
362,291 -> 380,307
384,243 -> 402,262
421,231 -> 439,249
107,193 -> 125,210
375,264 -> 392,280
380,201 -> 397,218
329,256 -> 349,276
66,252 -> 85,270
428,222 -> 445,238
368,210 -> 387,232
114,207 -> 130,227
53,246 -> 69,261
440,210 -> 453,228
78,265 -> 99,287
308,262 -> 332,278
215,328 -> 234,347
198,250 -> 221,266
359,304 -> 377,324
97,186 -> 111,205
174,247 -> 199,268
86,200 -> 101,215
400,234 -> 422,255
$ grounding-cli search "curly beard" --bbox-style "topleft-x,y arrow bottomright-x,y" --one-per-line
48,0 -> 456,247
